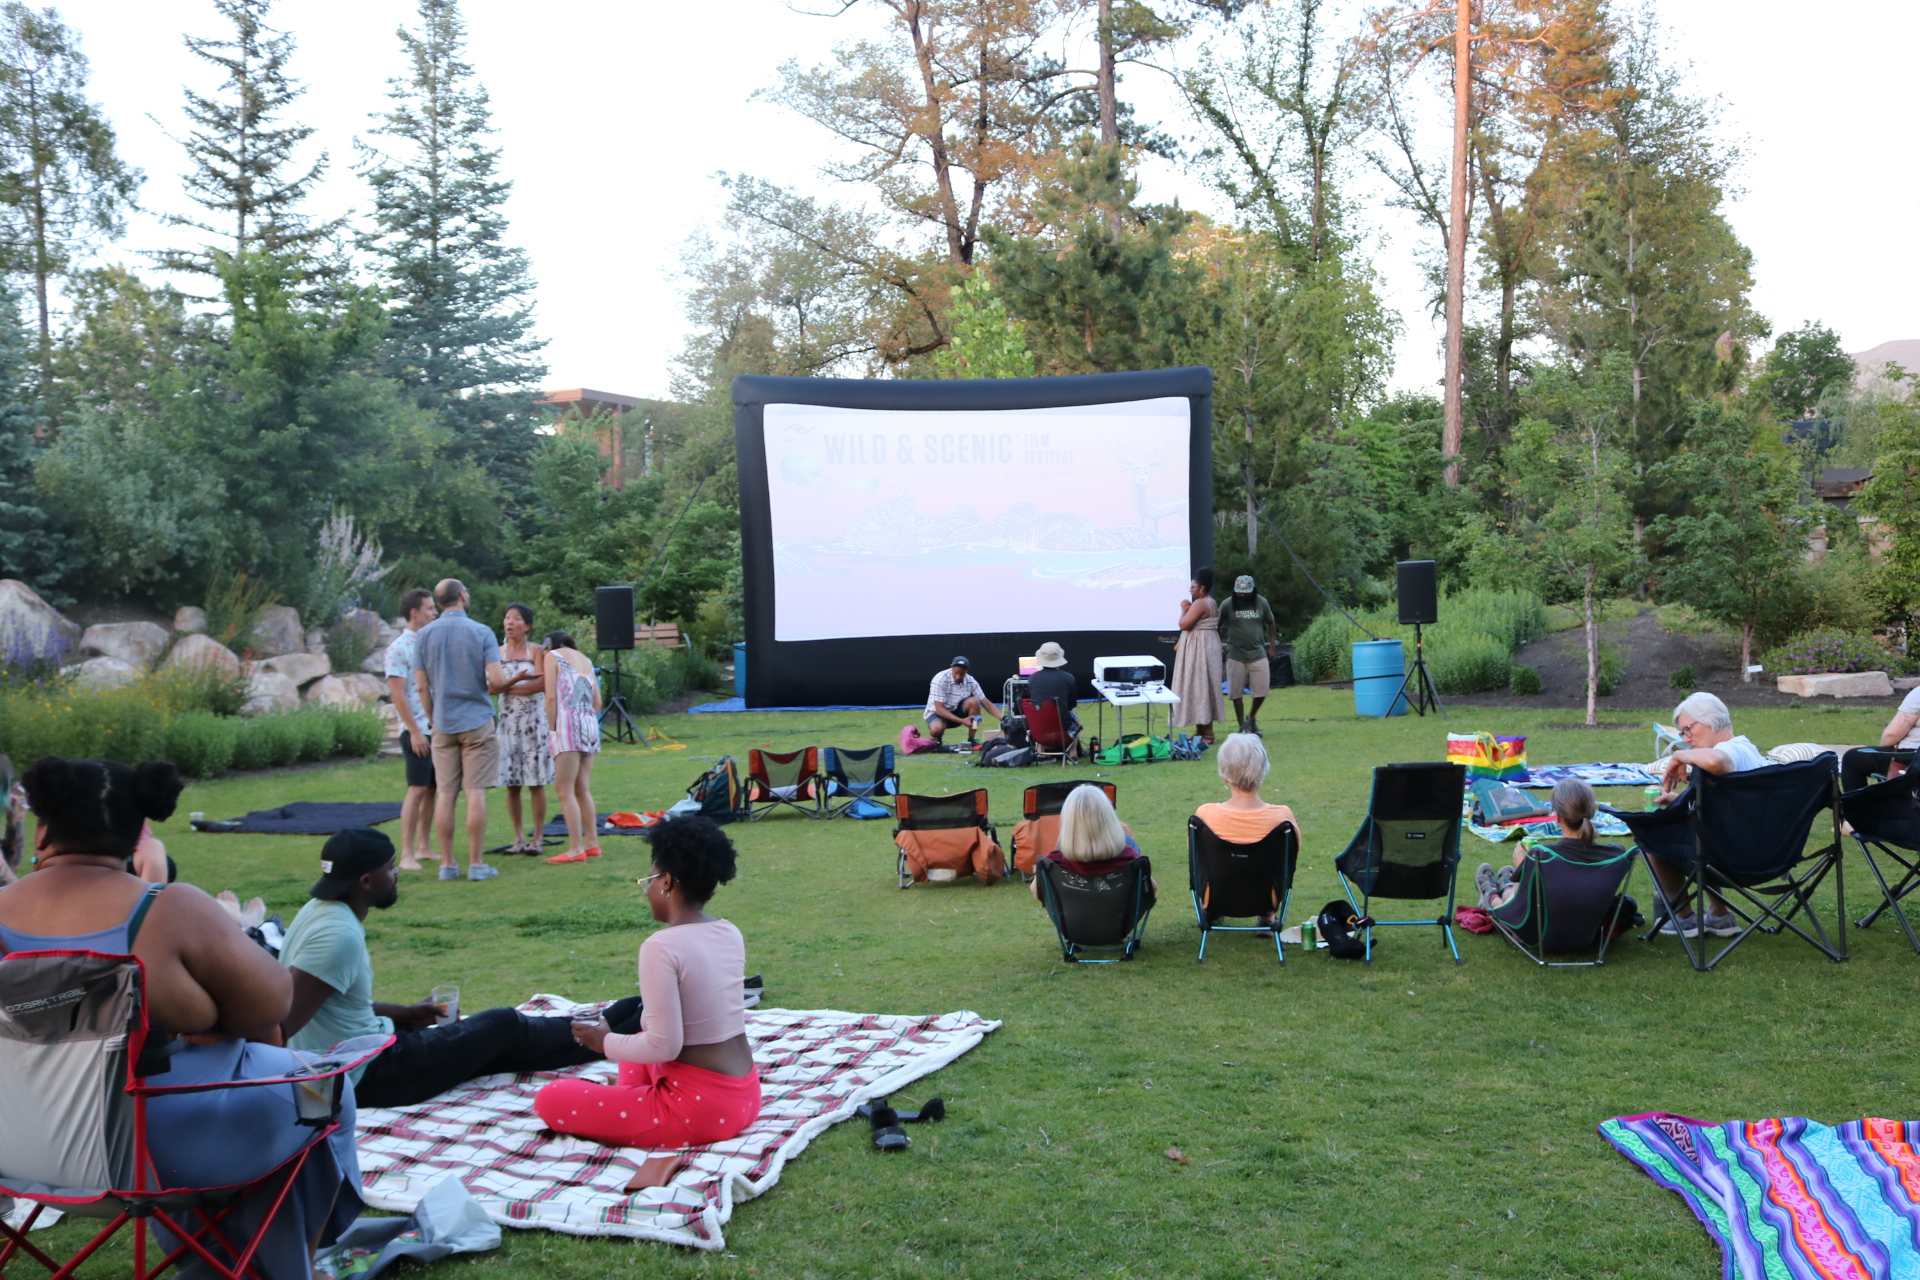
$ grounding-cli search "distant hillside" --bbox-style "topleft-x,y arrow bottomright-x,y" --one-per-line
1851,339 -> 1920,392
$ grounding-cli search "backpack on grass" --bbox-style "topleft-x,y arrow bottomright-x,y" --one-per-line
686,757 -> 748,824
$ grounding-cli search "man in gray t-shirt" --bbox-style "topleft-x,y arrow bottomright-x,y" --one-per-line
413,579 -> 513,882
1221,575 -> 1278,736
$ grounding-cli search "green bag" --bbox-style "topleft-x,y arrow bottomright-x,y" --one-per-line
1095,733 -> 1173,765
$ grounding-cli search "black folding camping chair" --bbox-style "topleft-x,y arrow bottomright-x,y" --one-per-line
1187,815 -> 1297,963
1035,855 -> 1153,962
821,745 -> 898,818
1614,756 -> 1845,972
1837,768 -> 1920,955
1488,842 -> 1638,966
1334,762 -> 1468,964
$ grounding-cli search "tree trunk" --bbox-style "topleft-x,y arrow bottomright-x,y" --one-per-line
1741,617 -> 1754,683
1584,569 -> 1599,727
1096,0 -> 1118,145
1243,404 -> 1258,557
1441,0 -> 1471,488
903,1 -> 968,268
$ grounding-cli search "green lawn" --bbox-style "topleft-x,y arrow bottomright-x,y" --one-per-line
28,689 -> 1920,1278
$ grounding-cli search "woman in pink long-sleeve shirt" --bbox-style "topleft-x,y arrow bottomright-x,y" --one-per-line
534,816 -> 760,1190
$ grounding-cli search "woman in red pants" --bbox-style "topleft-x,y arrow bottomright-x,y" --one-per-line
535,815 -> 760,1189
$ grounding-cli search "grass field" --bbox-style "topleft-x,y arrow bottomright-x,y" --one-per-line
26,688 -> 1920,1278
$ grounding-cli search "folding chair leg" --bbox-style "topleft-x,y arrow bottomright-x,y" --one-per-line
1855,842 -> 1920,953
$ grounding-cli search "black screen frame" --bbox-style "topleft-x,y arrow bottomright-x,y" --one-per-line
734,367 -> 1214,708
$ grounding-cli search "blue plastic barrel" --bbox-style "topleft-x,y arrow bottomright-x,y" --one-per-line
1351,639 -> 1409,717
733,642 -> 746,696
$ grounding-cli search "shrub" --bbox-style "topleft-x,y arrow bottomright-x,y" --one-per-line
166,711 -> 239,779
323,613 -> 379,675
150,659 -> 250,717
1761,628 -> 1900,676
293,709 -> 336,762
1511,664 -> 1542,696
328,705 -> 386,759
1669,664 -> 1697,690
230,717 -> 275,771
1430,636 -> 1512,696
234,713 -> 306,770
1289,588 -> 1546,694
0,678 -> 174,764
203,567 -> 281,655
1596,644 -> 1626,697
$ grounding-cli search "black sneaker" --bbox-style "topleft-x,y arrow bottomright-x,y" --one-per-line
742,974 -> 764,1008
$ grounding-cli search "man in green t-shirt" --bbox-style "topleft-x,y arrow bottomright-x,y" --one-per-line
1221,574 -> 1278,736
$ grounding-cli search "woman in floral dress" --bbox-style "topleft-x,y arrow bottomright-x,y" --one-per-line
495,602 -> 553,853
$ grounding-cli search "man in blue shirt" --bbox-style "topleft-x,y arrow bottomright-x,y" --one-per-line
414,579 -> 515,882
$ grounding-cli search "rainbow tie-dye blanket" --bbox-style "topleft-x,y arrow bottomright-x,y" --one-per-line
1601,1113 -> 1920,1279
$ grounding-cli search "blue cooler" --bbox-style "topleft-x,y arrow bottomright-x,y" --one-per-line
733,642 -> 746,697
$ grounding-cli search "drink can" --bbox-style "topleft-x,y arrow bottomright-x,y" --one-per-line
1644,784 -> 1663,809
1301,919 -> 1316,950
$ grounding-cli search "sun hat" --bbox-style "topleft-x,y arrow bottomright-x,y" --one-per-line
1034,642 -> 1067,668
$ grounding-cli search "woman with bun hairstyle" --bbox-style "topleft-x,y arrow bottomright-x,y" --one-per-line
535,815 -> 759,1189
0,757 -> 365,1279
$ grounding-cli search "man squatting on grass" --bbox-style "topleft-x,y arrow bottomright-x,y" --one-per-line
1646,692 -> 1768,937
924,655 -> 1000,743
278,826 -> 641,1108
385,587 -> 438,871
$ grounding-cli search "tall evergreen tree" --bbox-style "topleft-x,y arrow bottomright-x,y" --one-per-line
0,279 -> 76,598
358,0 -> 545,504
0,3 -> 140,385
158,0 -> 337,279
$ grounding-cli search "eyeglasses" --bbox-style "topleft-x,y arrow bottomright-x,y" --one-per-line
1677,719 -> 1708,739
637,872 -> 664,891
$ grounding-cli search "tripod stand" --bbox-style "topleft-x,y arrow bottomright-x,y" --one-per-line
598,651 -> 639,743
1396,622 -> 1446,718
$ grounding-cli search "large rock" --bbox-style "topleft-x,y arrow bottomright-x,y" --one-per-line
0,579 -> 81,664
81,621 -> 170,669
336,673 -> 388,705
173,606 -> 207,634
302,675 -> 356,708
256,651 -> 330,688
239,670 -> 300,717
1777,671 -> 1895,698
160,633 -> 241,680
304,628 -> 327,655
361,645 -> 389,675
65,656 -> 138,690
249,605 -> 304,658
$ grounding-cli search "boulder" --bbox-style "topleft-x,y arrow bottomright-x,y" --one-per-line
173,606 -> 207,634
304,628 -> 328,655
81,621 -> 170,669
361,645 -> 389,676
256,651 -> 330,688
336,673 -> 388,705
0,579 -> 81,664
302,675 -> 356,708
239,670 -> 300,717
249,605 -> 304,657
161,633 -> 241,680
1894,676 -> 1920,692
1776,671 -> 1895,698
65,656 -> 138,690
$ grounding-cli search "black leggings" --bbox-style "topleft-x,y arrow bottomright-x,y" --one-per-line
1841,747 -> 1915,794
356,995 -> 643,1109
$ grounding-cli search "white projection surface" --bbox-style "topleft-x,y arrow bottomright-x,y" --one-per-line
764,398 -> 1192,642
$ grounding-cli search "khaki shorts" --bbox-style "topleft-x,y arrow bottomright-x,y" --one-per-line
1225,657 -> 1271,697
432,720 -> 499,793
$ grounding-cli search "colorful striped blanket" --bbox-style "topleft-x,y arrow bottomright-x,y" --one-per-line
356,997 -> 999,1250
1601,1112 -> 1920,1279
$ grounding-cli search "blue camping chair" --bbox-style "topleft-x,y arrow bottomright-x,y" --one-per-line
822,745 -> 898,818
1334,762 -> 1468,964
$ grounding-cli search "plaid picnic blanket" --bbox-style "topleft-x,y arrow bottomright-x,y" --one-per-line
355,996 -> 999,1250
1601,1113 -> 1920,1279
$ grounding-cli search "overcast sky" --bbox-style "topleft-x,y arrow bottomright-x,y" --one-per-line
62,0 -> 1920,401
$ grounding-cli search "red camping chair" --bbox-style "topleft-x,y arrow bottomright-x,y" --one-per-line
746,747 -> 823,820
0,947 -> 389,1280
1009,780 -> 1118,879
1021,698 -> 1077,767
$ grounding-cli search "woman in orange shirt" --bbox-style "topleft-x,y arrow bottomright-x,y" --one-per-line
1193,734 -> 1297,926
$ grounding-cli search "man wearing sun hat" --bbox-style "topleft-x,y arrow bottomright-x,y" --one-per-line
1026,641 -> 1081,735
1222,574 -> 1278,736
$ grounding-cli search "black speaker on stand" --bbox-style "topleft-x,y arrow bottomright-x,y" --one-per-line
1394,560 -> 1445,718
593,586 -> 640,743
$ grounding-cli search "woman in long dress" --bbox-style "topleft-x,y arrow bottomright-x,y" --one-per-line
495,602 -> 552,854
544,631 -> 603,864
1169,567 -> 1223,745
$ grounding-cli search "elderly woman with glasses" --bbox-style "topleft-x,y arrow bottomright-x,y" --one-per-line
534,815 -> 760,1190
1647,691 -> 1769,937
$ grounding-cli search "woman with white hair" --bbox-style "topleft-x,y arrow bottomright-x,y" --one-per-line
1194,733 -> 1298,927
1029,785 -> 1154,905
1648,691 -> 1768,936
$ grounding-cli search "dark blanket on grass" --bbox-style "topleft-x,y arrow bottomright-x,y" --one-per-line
212,802 -> 404,834
540,813 -> 647,838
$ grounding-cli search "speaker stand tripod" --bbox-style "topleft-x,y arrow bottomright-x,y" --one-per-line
598,651 -> 639,744
1396,622 -> 1446,718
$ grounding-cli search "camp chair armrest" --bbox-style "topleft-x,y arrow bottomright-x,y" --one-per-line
132,1034 -> 393,1096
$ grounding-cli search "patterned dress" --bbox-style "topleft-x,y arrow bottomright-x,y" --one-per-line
550,657 -> 602,756
497,646 -> 555,787
1170,595 -> 1224,729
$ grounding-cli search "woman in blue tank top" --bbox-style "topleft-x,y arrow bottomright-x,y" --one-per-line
0,757 -> 364,1280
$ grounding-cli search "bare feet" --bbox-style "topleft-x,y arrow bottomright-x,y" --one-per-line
624,1154 -> 686,1192
399,858 -> 423,871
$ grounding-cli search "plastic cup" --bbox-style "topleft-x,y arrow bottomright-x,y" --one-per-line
189,812 -> 205,824
431,984 -> 459,1026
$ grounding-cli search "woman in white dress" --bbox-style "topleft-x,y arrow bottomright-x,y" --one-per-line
494,602 -> 553,853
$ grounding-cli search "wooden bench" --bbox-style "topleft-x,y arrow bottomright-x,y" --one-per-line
633,623 -> 686,649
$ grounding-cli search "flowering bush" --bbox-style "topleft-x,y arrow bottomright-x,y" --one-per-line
1759,628 -> 1901,676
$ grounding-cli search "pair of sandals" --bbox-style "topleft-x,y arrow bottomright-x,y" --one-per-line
498,838 -> 548,856
859,1097 -> 945,1151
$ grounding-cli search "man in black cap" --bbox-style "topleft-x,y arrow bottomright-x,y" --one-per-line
278,827 -> 638,1107
924,655 -> 1000,744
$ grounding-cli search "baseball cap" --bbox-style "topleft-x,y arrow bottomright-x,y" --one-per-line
1234,574 -> 1255,593
310,827 -> 396,900
950,655 -> 970,668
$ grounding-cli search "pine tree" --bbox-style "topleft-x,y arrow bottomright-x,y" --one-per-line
0,279 -> 77,599
358,0 -> 545,499
157,0 -> 337,278
0,3 -> 140,385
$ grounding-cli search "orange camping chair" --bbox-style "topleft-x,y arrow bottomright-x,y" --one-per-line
1009,780 -> 1118,880
746,747 -> 823,820
893,790 -> 1005,888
